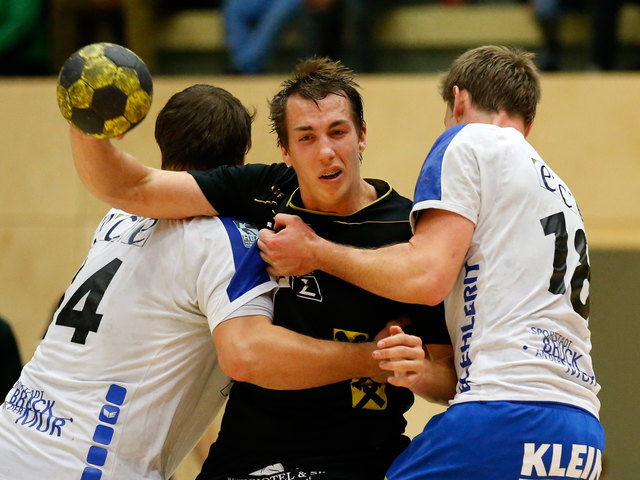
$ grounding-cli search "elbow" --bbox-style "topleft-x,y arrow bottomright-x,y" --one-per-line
217,336 -> 263,384
405,272 -> 453,306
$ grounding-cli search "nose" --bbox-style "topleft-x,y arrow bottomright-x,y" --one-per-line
317,135 -> 335,163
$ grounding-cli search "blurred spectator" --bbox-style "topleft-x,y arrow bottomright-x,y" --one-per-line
222,0 -> 302,74
50,0 -> 124,70
302,0 -> 386,73
529,0 -> 584,71
0,0 -> 50,75
591,0 -> 640,70
0,316 -> 22,399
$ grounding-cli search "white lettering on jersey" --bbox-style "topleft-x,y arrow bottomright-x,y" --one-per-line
520,443 -> 602,479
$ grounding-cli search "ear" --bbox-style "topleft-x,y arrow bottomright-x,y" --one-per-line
452,86 -> 471,123
523,120 -> 534,138
358,124 -> 367,155
281,144 -> 292,166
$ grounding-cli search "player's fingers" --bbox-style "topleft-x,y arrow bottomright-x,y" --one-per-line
373,345 -> 424,362
272,213 -> 298,231
377,332 -> 422,350
378,356 -> 424,371
388,325 -> 404,336
387,372 -> 421,388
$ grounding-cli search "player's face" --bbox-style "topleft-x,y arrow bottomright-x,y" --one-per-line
282,93 -> 367,214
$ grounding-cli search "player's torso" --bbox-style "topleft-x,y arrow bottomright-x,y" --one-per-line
437,125 -> 599,414
0,211 -> 231,479
216,181 -> 423,457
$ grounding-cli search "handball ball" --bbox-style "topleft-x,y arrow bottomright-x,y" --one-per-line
56,43 -> 153,139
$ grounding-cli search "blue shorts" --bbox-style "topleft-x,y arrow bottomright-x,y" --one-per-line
386,401 -> 605,480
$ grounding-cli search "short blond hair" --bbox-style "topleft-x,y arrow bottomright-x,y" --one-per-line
440,45 -> 540,128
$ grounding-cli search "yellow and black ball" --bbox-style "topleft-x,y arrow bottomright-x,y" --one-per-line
57,43 -> 153,139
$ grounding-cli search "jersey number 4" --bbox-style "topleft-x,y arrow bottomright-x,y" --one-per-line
55,258 -> 123,344
540,212 -> 590,319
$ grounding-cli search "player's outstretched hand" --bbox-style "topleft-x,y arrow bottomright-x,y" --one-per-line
373,325 -> 426,389
258,214 -> 322,277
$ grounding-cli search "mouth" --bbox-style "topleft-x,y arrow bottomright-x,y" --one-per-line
320,169 -> 342,180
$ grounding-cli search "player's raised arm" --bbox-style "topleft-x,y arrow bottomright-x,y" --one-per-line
59,43 -> 217,219
69,127 -> 215,219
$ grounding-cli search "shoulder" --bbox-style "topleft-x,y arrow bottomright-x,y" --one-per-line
180,217 -> 261,272
430,124 -> 524,165
366,179 -> 412,209
190,162 -> 294,181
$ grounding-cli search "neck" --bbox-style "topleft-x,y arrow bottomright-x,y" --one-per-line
469,110 -> 527,136
298,179 -> 379,216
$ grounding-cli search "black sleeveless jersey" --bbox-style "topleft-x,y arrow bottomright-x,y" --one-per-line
190,164 -> 449,475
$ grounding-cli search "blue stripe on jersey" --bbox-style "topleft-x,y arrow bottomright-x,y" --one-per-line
219,217 -> 271,302
81,467 -> 102,480
413,124 -> 467,204
82,384 -> 127,478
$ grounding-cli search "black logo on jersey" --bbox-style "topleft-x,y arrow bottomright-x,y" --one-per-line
291,275 -> 323,302
233,220 -> 259,248
530,158 -> 580,217
334,328 -> 388,410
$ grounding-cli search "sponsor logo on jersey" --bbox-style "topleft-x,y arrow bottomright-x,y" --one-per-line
524,328 -> 597,386
520,443 -> 602,479
93,212 -> 158,247
4,381 -> 72,436
227,462 -> 326,479
277,275 -> 324,302
530,158 -> 581,217
291,275 -> 323,302
458,261 -> 480,394
334,328 -> 388,410
233,220 -> 259,248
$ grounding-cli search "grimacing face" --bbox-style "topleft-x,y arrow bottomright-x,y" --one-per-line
281,93 -> 367,215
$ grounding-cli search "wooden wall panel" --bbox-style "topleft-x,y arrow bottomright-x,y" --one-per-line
0,74 -> 637,479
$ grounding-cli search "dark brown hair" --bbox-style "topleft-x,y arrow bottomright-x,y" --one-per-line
269,57 -> 365,150
155,84 -> 253,171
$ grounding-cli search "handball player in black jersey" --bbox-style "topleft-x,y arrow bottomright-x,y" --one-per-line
69,58 -> 456,479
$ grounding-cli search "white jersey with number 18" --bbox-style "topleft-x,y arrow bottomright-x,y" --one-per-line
411,123 -> 600,417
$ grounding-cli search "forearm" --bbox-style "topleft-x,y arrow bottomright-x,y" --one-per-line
409,355 -> 457,405
216,317 -> 380,390
313,236 -> 446,305
69,126 -> 213,218
70,126 -> 154,210
261,211 -> 468,305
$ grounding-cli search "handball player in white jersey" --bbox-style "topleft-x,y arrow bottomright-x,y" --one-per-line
259,45 -> 605,479
0,84 -> 389,480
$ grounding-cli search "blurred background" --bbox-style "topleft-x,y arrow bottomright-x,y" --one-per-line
1,0 -> 639,478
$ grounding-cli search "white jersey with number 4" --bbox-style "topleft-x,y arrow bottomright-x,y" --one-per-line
0,209 -> 277,480
411,123 -> 600,417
